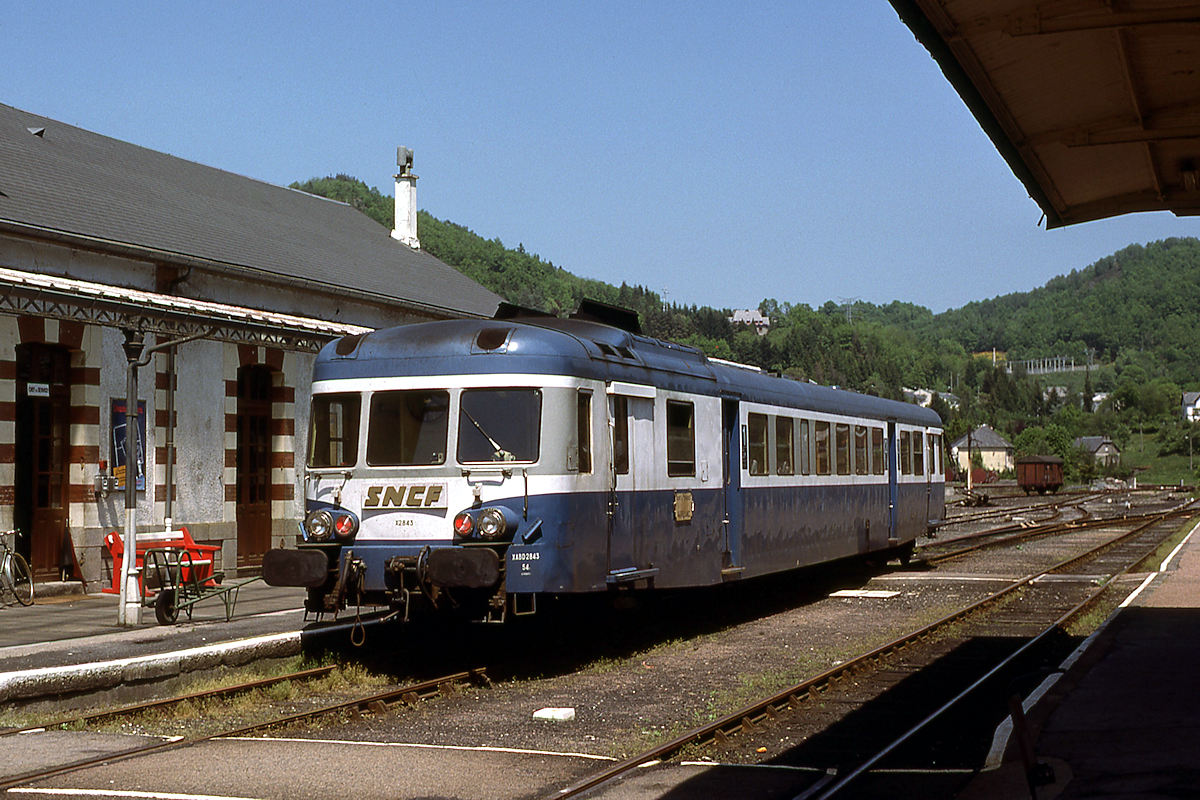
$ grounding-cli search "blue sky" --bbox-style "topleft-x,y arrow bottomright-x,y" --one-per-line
5,2 -> 1196,312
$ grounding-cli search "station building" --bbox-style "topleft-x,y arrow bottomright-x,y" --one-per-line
0,102 -> 500,586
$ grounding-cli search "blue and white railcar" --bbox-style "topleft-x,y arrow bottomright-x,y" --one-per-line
263,304 -> 945,622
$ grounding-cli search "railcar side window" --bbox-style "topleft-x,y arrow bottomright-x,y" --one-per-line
835,423 -> 851,476
576,391 -> 592,474
776,416 -> 794,475
748,413 -> 768,475
666,400 -> 696,477
899,430 -> 912,475
367,390 -> 449,466
799,419 -> 811,475
458,388 -> 541,463
814,420 -> 831,476
309,393 -> 360,467
913,431 -> 925,476
854,425 -> 868,476
613,396 -> 629,475
871,427 -> 885,475
930,433 -> 942,476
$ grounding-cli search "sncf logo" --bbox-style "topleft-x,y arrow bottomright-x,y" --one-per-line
363,484 -> 448,509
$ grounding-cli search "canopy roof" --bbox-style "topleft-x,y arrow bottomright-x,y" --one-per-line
892,1 -> 1200,227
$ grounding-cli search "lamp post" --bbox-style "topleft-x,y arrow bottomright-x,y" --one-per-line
117,330 -> 145,626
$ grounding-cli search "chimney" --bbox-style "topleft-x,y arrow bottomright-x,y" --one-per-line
391,146 -> 420,249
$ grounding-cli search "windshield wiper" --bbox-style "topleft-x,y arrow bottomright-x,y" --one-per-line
462,408 -> 515,461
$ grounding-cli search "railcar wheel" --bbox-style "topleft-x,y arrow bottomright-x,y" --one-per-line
154,588 -> 179,625
898,541 -> 915,566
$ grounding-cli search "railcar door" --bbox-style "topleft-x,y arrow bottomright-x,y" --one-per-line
922,430 -> 934,528
606,384 -> 655,578
887,421 -> 899,546
721,398 -> 743,576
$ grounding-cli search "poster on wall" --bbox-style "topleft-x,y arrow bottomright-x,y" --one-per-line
111,399 -> 146,491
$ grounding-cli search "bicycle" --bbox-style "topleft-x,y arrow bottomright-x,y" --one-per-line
1,529 -> 34,606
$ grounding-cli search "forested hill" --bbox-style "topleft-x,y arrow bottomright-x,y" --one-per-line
927,238 -> 1200,385
290,175 -> 1200,407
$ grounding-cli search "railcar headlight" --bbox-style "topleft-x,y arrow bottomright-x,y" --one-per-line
333,511 -> 358,539
305,509 -> 335,542
453,511 -> 475,538
478,508 -> 510,540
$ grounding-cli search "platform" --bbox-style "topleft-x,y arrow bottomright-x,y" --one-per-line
964,517 -> 1200,799
0,580 -> 315,707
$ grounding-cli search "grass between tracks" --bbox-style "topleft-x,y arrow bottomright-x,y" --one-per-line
0,654 -> 390,735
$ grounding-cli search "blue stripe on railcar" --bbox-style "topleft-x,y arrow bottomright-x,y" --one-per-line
325,482 -> 937,597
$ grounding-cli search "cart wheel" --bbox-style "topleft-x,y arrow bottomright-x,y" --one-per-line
155,588 -> 179,625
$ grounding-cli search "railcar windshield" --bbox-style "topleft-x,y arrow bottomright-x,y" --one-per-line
309,393 -> 361,467
458,388 -> 541,463
367,390 -> 449,466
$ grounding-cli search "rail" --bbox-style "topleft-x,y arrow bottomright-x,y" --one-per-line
547,510 -> 1194,798
0,668 -> 489,792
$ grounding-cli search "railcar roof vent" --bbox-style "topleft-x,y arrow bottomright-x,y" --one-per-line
493,302 -> 554,320
334,333 -> 367,357
569,299 -> 641,334
474,326 -> 513,352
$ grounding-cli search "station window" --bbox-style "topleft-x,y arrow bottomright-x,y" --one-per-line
309,392 -> 360,468
854,425 -> 868,475
871,427 -> 885,475
799,418 -> 811,475
748,413 -> 768,475
576,390 -> 592,474
612,396 -> 629,475
814,420 -> 831,476
776,416 -> 794,475
913,431 -> 925,476
666,399 -> 696,477
835,423 -> 851,476
899,430 -> 912,475
367,390 -> 449,466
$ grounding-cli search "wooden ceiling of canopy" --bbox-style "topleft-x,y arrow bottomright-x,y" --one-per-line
891,1 -> 1200,227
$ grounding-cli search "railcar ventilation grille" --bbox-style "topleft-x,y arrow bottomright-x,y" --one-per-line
594,342 -> 636,360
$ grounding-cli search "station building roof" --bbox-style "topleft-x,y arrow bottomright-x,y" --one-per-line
0,102 -> 500,319
892,1 -> 1200,228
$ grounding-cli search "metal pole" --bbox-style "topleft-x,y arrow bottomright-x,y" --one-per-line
118,330 -> 145,626
164,346 -> 177,525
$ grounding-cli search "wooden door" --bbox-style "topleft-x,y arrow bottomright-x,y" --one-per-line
236,365 -> 273,566
15,344 -> 71,579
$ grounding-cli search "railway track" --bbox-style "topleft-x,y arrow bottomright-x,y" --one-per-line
0,667 -> 489,792
548,509 -> 1196,799
919,495 -> 1191,564
940,489 -> 1100,526
0,664 -> 339,738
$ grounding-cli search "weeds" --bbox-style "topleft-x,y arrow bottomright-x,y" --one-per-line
0,655 -> 390,737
